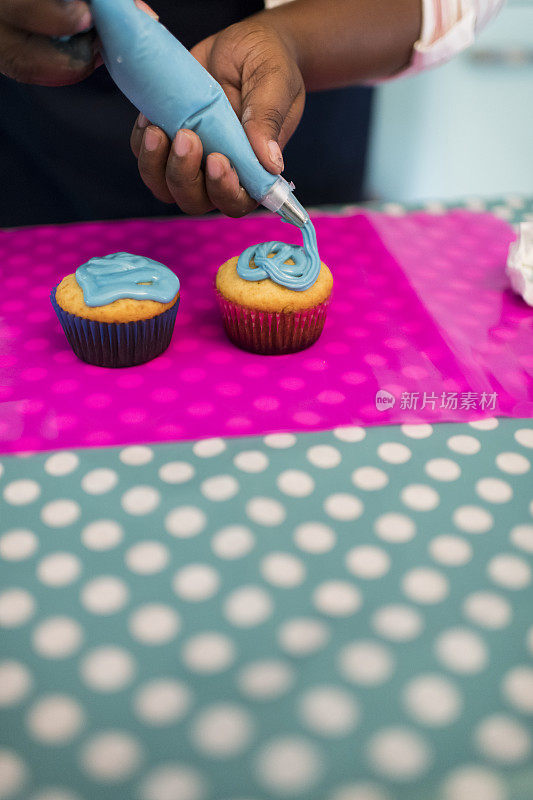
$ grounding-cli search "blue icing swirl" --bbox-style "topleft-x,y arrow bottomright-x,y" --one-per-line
236,219 -> 321,291
76,252 -> 180,307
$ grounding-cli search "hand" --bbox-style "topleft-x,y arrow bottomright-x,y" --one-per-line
0,0 -> 156,87
130,17 -> 305,217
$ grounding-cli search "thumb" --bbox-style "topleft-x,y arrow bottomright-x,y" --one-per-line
240,58 -> 304,175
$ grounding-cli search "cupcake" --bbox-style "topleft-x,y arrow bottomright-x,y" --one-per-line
216,223 -> 332,355
51,252 -> 180,367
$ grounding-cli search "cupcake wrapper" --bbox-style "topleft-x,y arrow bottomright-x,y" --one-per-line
51,287 -> 179,368
217,293 -> 330,355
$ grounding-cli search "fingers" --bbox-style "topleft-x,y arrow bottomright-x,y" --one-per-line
165,130 -> 213,215
137,126 -> 174,204
205,154 -> 257,217
0,0 -> 92,38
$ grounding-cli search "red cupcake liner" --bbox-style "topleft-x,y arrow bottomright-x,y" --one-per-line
217,292 -> 330,355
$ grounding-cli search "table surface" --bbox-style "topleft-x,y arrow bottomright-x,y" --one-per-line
1,196 -> 532,800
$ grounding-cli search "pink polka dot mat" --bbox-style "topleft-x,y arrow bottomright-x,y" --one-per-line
0,209 -> 530,453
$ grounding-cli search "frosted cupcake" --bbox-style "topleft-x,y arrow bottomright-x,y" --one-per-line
51,252 -> 180,367
216,220 -> 332,354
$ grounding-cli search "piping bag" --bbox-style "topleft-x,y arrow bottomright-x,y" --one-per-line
90,0 -> 308,227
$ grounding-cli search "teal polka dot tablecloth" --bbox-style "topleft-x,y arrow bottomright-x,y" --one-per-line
1,419 -> 533,800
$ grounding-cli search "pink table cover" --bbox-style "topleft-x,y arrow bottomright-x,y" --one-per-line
0,210 -> 531,453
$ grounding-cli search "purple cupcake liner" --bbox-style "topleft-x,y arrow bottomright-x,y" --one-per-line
51,287 -> 179,368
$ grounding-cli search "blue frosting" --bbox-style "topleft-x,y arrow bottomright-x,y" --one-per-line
90,0 -> 278,203
76,253 -> 180,307
236,219 -> 321,291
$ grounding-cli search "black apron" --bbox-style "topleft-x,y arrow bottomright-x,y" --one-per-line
0,0 -> 372,226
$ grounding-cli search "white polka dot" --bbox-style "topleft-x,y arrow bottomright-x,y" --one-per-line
496,452 -> 530,475
119,446 -> 154,466
173,564 -> 220,602
37,552 -> 81,586
3,479 -> 40,505
488,554 -> 531,589
453,505 -> 493,534
29,789 -> 80,800
277,469 -> 315,498
476,478 -> 513,504
403,674 -> 462,726
435,628 -> 487,674
261,552 -> 305,588
134,679 -> 191,726
121,486 -> 160,515
333,426 -> 366,443
80,646 -> 135,692
158,461 -> 195,484
193,438 -> 226,457
328,783 -> 391,800
246,497 -> 286,526
81,520 -> 123,551
0,589 -> 35,628
299,686 -> 358,737
278,618 -> 330,656
201,474 -> 239,502
368,727 -> 431,780
238,660 -> 294,700
514,428 -> 533,448
306,445 -> 342,469
191,704 -> 253,758
294,522 -> 336,554
0,661 -> 32,707
182,632 -> 235,674
346,546 -> 390,579
324,493 -> 363,521
125,541 -> 169,575
40,499 -> 80,527
510,524 -> 533,553
140,764 -> 206,800
44,452 -> 79,476
27,695 -> 84,744
211,525 -> 254,559
401,424 -> 433,439
165,506 -> 206,538
80,731 -> 142,782
233,450 -> 269,473
81,468 -> 118,495
0,529 -> 37,561
475,715 -> 531,763
338,641 -> 394,686
129,604 -> 180,645
429,535 -> 472,566
502,666 -> 533,714
224,586 -> 272,627
442,765 -> 507,800
374,513 -> 416,543
469,417 -> 499,430
402,568 -> 449,604
0,749 -> 27,798
401,484 -> 440,511
377,442 -> 412,464
314,580 -> 361,617
373,605 -> 423,642
447,435 -> 481,455
264,433 -> 297,448
81,576 -> 129,615
351,467 -> 388,491
463,592 -> 512,629
425,458 -> 461,481
32,617 -> 82,659
255,737 -> 322,794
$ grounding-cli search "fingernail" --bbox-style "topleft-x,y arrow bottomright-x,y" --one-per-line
207,156 -> 224,180
137,114 -> 149,129
174,130 -> 190,157
144,128 -> 160,152
75,10 -> 93,33
267,140 -> 284,171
